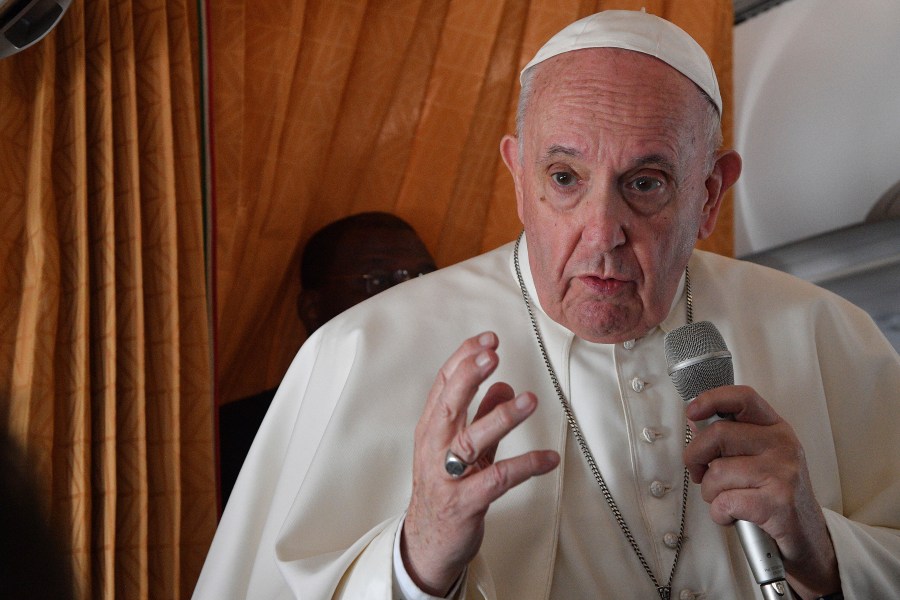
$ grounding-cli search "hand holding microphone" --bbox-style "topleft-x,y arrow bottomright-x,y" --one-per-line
665,322 -> 841,600
665,322 -> 791,599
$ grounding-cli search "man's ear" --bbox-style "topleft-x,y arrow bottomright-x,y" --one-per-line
297,290 -> 322,335
698,149 -> 742,240
499,134 -> 526,223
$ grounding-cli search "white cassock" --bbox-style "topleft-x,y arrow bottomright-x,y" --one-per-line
194,237 -> 900,599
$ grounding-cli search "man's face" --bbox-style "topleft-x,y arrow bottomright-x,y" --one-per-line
308,226 -> 436,329
502,48 -> 733,343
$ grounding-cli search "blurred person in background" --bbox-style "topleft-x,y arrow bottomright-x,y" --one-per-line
218,212 -> 436,505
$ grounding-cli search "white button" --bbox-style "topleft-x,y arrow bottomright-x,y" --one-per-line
650,480 -> 671,498
631,377 -> 646,392
642,427 -> 662,443
663,532 -> 680,548
679,590 -> 700,600
623,339 -> 635,350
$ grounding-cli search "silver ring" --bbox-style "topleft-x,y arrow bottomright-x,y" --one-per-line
444,450 -> 469,478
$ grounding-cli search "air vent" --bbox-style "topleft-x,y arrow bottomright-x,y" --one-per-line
734,0 -> 793,25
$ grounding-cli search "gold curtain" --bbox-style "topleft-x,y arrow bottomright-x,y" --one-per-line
211,0 -> 735,404
0,1 -> 215,598
0,1 -> 732,596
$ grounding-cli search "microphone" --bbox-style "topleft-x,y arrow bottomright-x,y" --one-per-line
664,321 -> 793,600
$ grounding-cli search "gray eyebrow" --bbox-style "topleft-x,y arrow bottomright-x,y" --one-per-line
634,153 -> 677,173
539,145 -> 582,162
537,146 -> 679,175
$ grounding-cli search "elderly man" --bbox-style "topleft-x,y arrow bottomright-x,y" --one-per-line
194,10 -> 900,600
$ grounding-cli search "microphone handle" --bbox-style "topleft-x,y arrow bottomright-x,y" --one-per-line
695,413 -> 794,599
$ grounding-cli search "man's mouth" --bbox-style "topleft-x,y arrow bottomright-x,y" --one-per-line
578,275 -> 629,295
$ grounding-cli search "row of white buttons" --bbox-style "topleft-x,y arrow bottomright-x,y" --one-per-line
627,341 -> 671,499
625,338 -> 705,600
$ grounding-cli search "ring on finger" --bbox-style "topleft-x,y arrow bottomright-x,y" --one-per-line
444,449 -> 470,478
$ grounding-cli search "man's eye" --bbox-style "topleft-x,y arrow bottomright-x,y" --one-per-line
630,176 -> 663,192
551,171 -> 577,187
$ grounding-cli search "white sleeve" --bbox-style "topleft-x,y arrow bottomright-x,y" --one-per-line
823,511 -> 900,596
813,302 -> 900,596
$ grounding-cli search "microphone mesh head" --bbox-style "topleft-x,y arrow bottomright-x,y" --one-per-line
664,321 -> 734,401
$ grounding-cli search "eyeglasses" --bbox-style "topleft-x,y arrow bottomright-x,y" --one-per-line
362,266 -> 435,295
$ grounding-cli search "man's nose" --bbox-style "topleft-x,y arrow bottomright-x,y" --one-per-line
580,193 -> 627,251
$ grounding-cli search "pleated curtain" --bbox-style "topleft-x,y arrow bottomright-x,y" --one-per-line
0,0 -> 732,597
0,1 -> 215,598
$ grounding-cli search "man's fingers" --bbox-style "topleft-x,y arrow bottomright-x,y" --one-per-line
426,332 -> 499,402
461,382 -> 516,467
421,332 -> 499,436
684,419 -> 798,483
450,391 -> 536,465
461,450 -> 560,509
686,385 -> 780,426
693,454 -> 772,502
706,487 -> 781,529
686,420 -> 767,472
471,382 -> 515,422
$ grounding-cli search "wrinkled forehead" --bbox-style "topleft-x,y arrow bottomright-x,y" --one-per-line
529,49 -> 710,131
526,46 -> 717,119
521,49 -> 715,170
533,46 -> 703,92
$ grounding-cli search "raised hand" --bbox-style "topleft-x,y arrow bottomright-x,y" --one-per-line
401,331 -> 560,596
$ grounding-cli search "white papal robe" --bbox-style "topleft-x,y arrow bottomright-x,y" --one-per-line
194,237 -> 900,599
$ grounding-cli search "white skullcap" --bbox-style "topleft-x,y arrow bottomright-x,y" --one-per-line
521,10 -> 721,113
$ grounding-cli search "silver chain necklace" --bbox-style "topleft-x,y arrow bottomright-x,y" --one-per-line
513,233 -> 692,600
